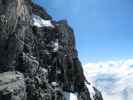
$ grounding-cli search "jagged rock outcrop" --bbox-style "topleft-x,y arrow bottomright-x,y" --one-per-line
0,72 -> 26,100
0,0 -> 103,100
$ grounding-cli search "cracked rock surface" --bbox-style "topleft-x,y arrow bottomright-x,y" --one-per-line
0,0 -> 103,100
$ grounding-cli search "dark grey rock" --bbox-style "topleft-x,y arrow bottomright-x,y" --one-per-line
32,3 -> 52,20
0,0 -> 103,100
0,71 -> 27,100
0,0 -> 31,71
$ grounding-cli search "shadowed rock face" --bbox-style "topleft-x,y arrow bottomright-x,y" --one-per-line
0,0 -> 103,100
0,0 -> 31,71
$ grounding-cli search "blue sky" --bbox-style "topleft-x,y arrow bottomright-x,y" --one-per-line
34,0 -> 133,64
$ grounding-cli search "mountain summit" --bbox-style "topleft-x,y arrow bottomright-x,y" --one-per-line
0,0 -> 103,100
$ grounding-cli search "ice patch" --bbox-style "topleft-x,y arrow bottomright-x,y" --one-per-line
64,92 -> 78,100
51,82 -> 58,87
53,39 -> 59,52
69,93 -> 78,100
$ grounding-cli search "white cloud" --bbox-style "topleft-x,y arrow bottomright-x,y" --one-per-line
83,59 -> 133,100
83,59 -> 133,78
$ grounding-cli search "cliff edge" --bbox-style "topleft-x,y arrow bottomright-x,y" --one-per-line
0,0 -> 103,100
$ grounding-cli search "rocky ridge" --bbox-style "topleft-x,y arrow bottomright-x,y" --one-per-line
0,0 -> 103,100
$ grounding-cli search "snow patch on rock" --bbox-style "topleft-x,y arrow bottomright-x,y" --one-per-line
85,82 -> 95,100
33,14 -> 54,28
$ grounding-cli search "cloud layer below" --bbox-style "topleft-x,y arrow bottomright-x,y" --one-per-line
83,59 -> 133,100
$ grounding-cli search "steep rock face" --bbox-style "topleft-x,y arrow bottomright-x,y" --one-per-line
0,0 -> 31,71
0,0 -> 103,100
